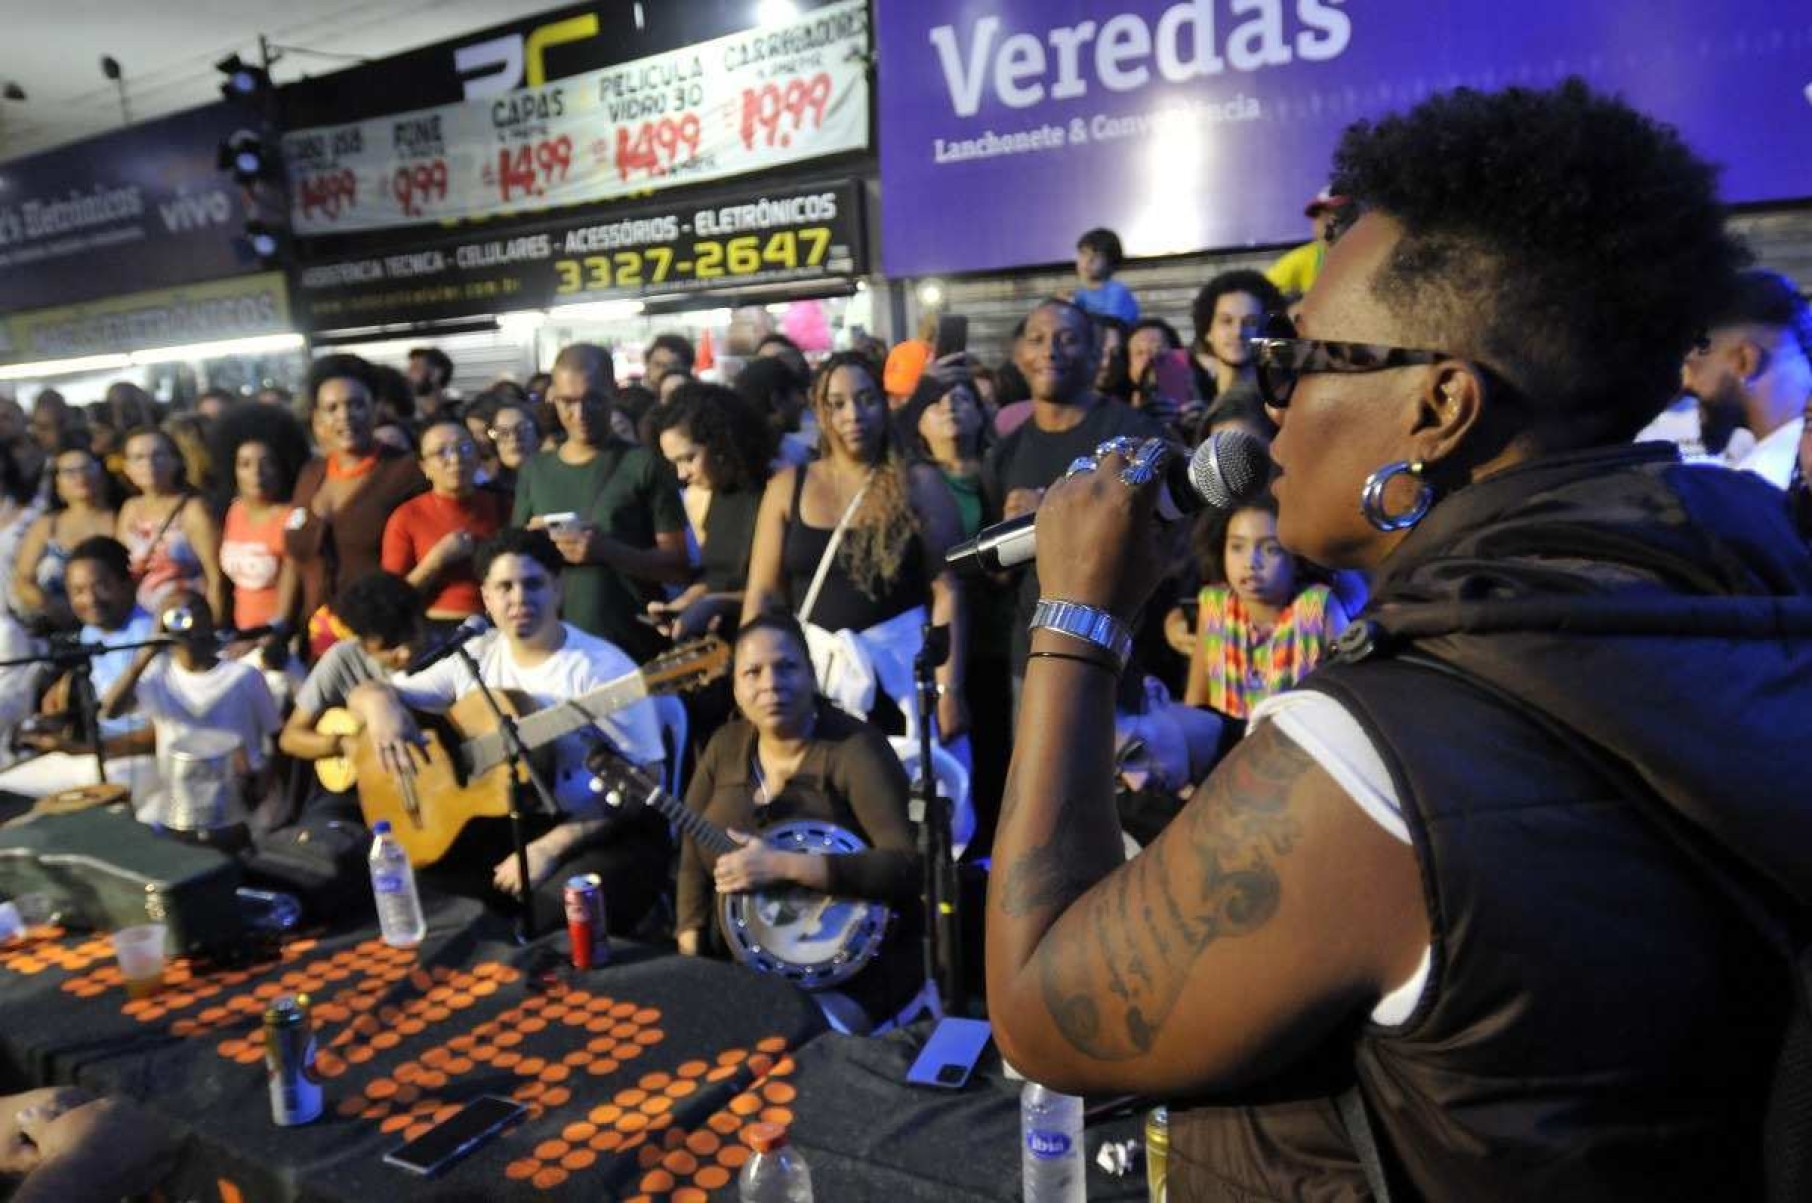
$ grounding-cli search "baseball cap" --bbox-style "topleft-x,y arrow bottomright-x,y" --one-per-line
883,338 -> 932,397
1304,188 -> 1351,217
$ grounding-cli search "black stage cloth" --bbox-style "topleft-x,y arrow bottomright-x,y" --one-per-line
0,891 -> 1149,1200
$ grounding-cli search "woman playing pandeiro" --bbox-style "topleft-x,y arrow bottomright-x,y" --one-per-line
676,614 -> 923,1032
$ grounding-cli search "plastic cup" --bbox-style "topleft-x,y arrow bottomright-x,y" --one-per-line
111,923 -> 168,999
13,893 -> 53,927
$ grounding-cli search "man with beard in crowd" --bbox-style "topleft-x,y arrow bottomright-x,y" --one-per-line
407,346 -> 456,421
1680,268 -> 1810,488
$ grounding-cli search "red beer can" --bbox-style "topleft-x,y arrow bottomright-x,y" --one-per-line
564,873 -> 608,970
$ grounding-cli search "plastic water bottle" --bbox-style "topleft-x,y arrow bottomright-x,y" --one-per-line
1022,1081 -> 1085,1202
368,820 -> 425,948
738,1121 -> 814,1202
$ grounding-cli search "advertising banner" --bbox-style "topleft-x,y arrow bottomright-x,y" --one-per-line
876,0 -> 1812,276
294,182 -> 864,330
0,272 -> 291,363
283,0 -> 870,238
0,105 -> 260,313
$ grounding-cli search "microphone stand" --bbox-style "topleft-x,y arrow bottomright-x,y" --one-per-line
0,634 -> 174,787
451,642 -> 561,944
911,622 -> 963,1016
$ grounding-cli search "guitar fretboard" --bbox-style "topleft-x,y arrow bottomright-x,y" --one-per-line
463,672 -> 649,779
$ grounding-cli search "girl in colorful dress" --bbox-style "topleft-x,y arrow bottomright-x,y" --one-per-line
1185,491 -> 1349,719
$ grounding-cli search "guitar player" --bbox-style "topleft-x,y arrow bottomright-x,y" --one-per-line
277,571 -> 426,824
349,528 -> 669,934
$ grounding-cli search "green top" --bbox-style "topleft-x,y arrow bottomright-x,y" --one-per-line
511,440 -> 686,660
938,468 -> 984,539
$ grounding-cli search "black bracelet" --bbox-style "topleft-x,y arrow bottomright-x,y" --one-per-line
1026,649 -> 1118,673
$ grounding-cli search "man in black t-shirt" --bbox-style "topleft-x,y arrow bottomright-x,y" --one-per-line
982,300 -> 1166,682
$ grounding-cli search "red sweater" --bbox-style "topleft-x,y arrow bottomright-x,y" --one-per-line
380,489 -> 507,616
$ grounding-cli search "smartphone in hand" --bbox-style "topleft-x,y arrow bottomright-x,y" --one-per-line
1151,349 -> 1196,404
933,314 -> 969,360
541,511 -> 581,538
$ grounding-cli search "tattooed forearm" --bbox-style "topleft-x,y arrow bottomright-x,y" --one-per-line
1035,725 -> 1309,1059
998,829 -> 1103,916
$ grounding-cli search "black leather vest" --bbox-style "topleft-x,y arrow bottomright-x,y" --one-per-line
1168,656 -> 1784,1202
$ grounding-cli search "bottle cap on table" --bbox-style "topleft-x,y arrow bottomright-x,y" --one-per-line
745,1122 -> 790,1153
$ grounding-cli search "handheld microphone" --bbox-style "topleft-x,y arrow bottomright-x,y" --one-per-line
945,430 -> 1270,575
401,615 -> 491,675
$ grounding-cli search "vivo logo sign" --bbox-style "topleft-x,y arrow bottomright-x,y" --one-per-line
158,188 -> 234,233
1026,1130 -> 1073,1159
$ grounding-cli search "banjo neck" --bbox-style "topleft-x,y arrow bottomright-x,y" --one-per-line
605,759 -> 740,858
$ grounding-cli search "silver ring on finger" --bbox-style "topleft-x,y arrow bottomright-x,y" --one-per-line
1064,454 -> 1099,479
1094,436 -> 1142,460
1118,438 -> 1172,488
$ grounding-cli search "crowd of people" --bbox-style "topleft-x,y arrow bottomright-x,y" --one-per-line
0,213 -> 1807,944
0,74 -> 1809,1200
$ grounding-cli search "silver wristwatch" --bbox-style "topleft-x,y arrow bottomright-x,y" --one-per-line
1029,599 -> 1133,670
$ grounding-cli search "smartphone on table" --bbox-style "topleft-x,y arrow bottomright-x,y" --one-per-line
383,1095 -> 526,1176
905,1017 -> 993,1089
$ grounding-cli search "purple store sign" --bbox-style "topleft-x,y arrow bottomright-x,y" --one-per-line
877,0 -> 1812,276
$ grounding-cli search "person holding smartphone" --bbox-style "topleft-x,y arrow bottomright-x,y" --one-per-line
645,384 -> 775,643
1187,270 -> 1284,405
510,344 -> 690,662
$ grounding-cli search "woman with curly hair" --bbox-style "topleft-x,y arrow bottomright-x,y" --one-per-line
1188,268 -> 1284,404
285,354 -> 427,660
209,403 -> 311,634
743,351 -> 968,746
647,382 -> 775,641
990,79 -> 1802,1200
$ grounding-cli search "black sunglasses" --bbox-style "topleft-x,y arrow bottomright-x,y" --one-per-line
1250,312 -> 1457,408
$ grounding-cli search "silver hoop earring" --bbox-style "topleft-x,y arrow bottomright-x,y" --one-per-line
1359,460 -> 1435,532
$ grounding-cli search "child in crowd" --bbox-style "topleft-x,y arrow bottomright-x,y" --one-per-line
1070,227 -> 1140,324
1184,491 -> 1348,720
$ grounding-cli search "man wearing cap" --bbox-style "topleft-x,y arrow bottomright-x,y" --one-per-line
1680,268 -> 1811,489
1264,189 -> 1351,297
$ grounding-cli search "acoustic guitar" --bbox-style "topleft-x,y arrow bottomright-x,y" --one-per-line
586,748 -> 892,991
313,637 -> 728,867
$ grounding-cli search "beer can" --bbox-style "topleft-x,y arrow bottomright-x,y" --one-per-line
1145,1105 -> 1168,1202
564,873 -> 609,970
264,994 -> 322,1126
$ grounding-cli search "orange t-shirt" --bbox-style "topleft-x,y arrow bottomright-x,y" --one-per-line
220,500 -> 288,630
